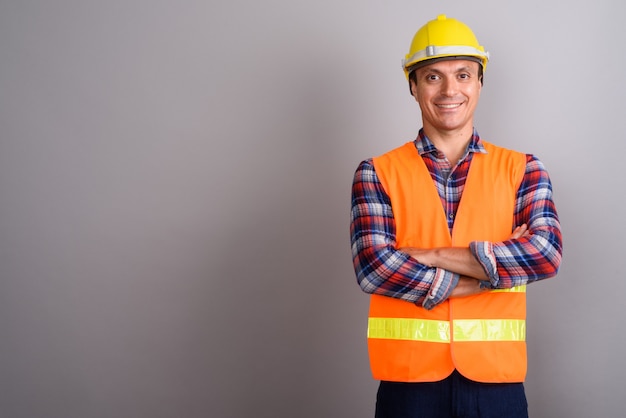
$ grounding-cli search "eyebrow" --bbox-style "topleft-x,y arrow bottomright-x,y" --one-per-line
423,65 -> 472,73
420,65 -> 476,75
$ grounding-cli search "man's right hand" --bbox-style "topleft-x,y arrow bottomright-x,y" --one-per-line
509,223 -> 531,240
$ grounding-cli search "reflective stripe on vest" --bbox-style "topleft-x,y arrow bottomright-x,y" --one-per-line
367,286 -> 526,344
368,318 -> 526,343
490,285 -> 526,293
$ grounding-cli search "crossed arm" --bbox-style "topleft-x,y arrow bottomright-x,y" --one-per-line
350,157 -> 562,307
400,224 -> 530,298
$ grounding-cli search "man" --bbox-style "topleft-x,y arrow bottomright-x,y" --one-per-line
349,15 -> 563,418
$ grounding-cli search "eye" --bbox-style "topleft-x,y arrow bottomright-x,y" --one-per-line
458,73 -> 470,80
426,74 -> 440,82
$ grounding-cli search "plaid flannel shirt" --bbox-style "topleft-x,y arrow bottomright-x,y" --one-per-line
350,130 -> 562,309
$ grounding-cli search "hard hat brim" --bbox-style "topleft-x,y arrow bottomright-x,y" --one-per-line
405,55 -> 484,77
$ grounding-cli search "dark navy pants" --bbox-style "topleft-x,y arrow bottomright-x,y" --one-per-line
375,370 -> 528,418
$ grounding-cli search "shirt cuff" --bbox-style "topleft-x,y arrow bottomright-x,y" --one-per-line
470,241 -> 499,288
421,268 -> 459,310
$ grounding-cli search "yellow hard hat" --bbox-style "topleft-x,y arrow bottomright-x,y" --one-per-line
402,14 -> 489,79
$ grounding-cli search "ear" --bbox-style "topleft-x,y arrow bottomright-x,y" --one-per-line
409,78 -> 418,98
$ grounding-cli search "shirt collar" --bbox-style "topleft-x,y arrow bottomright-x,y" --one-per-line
414,129 -> 487,156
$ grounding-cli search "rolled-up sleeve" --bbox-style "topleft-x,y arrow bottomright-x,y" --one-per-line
470,155 -> 563,288
350,160 -> 456,308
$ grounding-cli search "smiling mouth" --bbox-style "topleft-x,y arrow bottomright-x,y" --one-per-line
436,103 -> 462,109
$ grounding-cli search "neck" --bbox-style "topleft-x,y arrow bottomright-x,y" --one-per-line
423,125 -> 474,165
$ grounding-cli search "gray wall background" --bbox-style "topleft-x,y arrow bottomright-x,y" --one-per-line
0,1 -> 623,417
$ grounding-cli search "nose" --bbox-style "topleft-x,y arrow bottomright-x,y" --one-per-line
441,77 -> 459,96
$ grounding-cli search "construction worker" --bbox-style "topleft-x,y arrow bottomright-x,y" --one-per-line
349,15 -> 563,417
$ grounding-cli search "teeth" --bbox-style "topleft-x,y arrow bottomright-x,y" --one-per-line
437,104 -> 461,108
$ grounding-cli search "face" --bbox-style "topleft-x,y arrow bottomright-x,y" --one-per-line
410,59 -> 482,136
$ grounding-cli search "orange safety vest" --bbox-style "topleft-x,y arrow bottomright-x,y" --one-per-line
369,140 -> 527,383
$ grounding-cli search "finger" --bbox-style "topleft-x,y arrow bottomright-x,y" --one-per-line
519,223 -> 532,237
509,226 -> 523,239
509,223 -> 529,239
